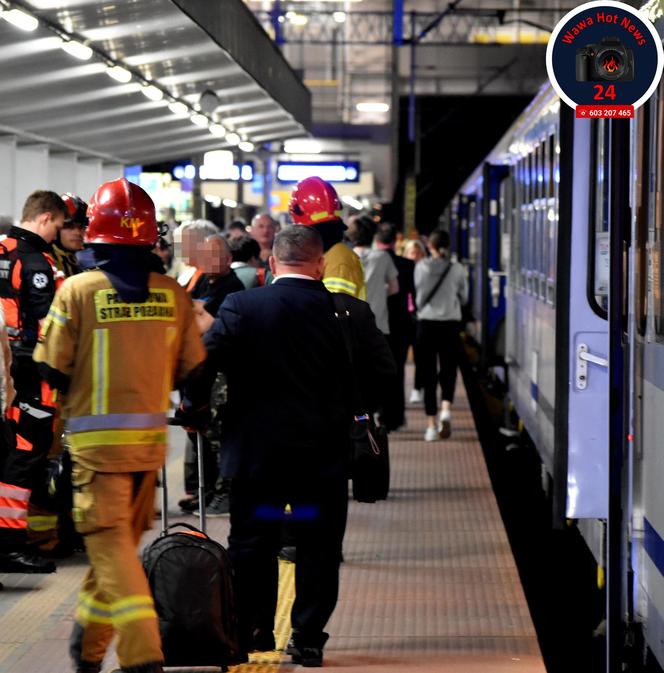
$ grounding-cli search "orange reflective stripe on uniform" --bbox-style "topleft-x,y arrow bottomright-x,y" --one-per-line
91,328 -> 109,415
0,482 -> 29,528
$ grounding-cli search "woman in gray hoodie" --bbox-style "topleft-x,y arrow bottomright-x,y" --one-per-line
414,230 -> 468,441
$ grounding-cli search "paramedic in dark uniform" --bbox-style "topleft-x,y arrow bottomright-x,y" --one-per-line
0,190 -> 67,574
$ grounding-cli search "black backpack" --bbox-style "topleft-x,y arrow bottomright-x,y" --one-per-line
142,523 -> 246,670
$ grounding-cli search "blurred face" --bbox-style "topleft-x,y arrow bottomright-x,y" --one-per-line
226,227 -> 246,241
198,237 -> 231,275
404,242 -> 425,263
59,222 -> 85,252
250,215 -> 276,248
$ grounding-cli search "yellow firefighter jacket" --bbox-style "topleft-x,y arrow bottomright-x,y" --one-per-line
33,270 -> 205,473
323,242 -> 366,299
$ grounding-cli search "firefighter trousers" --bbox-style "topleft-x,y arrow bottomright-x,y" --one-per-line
69,465 -> 163,670
0,361 -> 55,547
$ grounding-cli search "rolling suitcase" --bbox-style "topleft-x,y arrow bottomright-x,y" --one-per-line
142,428 -> 246,670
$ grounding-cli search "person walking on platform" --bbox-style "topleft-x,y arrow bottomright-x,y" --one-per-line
182,226 -> 394,667
289,176 -> 366,300
414,230 -> 468,441
0,190 -> 68,575
375,223 -> 415,431
33,178 -> 205,673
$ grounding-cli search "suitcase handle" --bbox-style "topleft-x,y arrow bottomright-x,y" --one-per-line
160,522 -> 210,539
162,417 -> 207,534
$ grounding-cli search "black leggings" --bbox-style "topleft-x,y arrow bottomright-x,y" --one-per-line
416,320 -> 461,417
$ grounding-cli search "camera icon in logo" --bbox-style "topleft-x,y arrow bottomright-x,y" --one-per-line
576,37 -> 634,82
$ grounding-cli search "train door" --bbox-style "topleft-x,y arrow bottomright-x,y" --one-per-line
554,113 -> 610,525
481,163 -> 509,366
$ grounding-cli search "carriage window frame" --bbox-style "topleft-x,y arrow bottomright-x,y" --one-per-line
587,119 -> 610,320
635,101 -> 650,336
538,139 -> 548,301
547,132 -> 558,306
654,82 -> 664,337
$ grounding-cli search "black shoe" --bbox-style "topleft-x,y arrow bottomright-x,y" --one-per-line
181,492 -> 215,513
291,646 -> 323,667
250,628 -> 276,652
278,545 -> 296,563
197,492 -> 229,518
0,550 -> 56,574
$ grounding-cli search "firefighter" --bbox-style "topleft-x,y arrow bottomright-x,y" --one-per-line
51,193 -> 87,278
0,190 -> 67,575
33,178 -> 205,673
288,176 -> 366,299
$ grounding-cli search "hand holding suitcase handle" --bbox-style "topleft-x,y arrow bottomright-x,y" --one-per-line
165,418 -> 207,534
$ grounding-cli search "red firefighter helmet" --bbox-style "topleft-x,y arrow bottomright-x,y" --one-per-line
288,176 -> 343,226
86,178 -> 158,246
61,193 -> 88,228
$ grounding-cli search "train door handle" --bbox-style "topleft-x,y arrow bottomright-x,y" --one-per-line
576,343 -> 608,390
488,270 -> 506,308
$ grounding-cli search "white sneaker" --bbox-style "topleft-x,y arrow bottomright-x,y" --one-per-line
424,426 -> 439,442
438,410 -> 452,439
409,389 -> 422,404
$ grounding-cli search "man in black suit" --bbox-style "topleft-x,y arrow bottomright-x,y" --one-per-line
187,226 -> 394,666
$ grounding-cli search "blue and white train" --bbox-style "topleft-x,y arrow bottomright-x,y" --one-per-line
446,29 -> 664,668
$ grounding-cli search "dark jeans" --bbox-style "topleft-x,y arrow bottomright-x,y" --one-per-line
416,320 -> 461,417
384,330 -> 410,430
228,473 -> 348,648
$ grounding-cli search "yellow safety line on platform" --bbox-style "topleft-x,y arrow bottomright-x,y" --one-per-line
236,559 -> 295,670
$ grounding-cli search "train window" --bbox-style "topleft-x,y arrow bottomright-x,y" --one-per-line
528,152 -> 536,295
635,103 -> 650,336
547,132 -> 558,305
655,84 -> 664,335
587,119 -> 610,318
518,158 -> 526,290
534,142 -> 544,300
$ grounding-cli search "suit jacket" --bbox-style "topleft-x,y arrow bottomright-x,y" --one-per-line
203,277 -> 394,480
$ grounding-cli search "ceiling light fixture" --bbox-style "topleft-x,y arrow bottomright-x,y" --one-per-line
61,38 -> 92,60
142,85 -> 164,101
209,123 -> 226,137
191,113 -> 209,128
333,11 -> 346,23
1,8 -> 38,31
238,141 -> 254,152
356,102 -> 390,113
106,65 -> 132,83
168,100 -> 189,115
283,139 -> 322,154
222,198 -> 238,208
225,132 -> 240,146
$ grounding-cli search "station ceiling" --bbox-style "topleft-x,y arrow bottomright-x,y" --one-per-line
0,0 -> 310,164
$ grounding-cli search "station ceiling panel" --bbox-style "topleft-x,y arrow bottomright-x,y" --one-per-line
0,0 -> 311,164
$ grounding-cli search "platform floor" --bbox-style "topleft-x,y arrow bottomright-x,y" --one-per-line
0,377 -> 545,673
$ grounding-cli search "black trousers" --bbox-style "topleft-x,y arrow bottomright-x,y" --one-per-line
384,330 -> 410,430
228,473 -> 348,648
0,359 -> 55,547
416,320 -> 461,417
183,432 -> 218,496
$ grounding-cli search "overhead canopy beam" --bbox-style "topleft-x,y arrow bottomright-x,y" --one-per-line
171,0 -> 311,131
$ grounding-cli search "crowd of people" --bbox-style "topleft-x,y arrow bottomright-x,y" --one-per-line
0,174 -> 468,673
